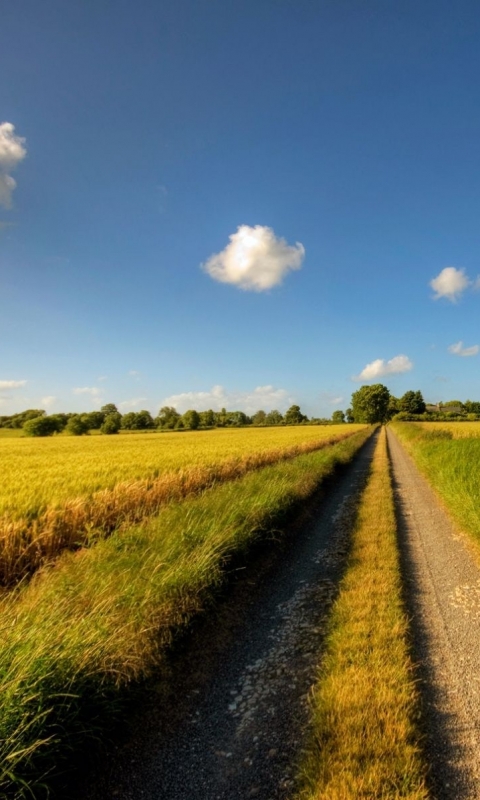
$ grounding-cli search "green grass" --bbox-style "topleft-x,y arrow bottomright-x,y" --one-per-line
391,421 -> 480,547
296,428 -> 428,800
0,427 -> 373,799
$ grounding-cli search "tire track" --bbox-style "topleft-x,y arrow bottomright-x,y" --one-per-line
388,427 -> 480,800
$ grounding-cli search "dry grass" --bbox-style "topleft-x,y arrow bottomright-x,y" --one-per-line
296,428 -> 428,800
0,426 -> 365,587
415,421 -> 480,438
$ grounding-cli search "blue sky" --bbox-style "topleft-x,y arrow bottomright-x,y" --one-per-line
1,0 -> 480,417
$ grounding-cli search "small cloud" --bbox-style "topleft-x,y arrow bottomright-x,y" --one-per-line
129,370 -> 140,376
353,355 -> 413,382
319,391 -> 344,406
162,384 -> 292,415
0,122 -> 27,209
448,341 -> 479,357
430,267 -> 470,302
98,376 -> 108,382
0,379 -> 27,389
0,220 -> 15,230
202,225 -> 305,292
72,386 -> 103,397
118,397 -> 147,410
41,395 -> 57,409
158,184 -> 168,214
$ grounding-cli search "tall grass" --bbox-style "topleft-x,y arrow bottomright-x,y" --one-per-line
391,422 -> 480,546
0,427 -> 372,799
296,428 -> 428,800
0,426 -> 365,587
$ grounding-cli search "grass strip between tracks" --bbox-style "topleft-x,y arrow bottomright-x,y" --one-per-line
0,427 -> 373,799
390,421 -> 480,550
296,427 -> 428,800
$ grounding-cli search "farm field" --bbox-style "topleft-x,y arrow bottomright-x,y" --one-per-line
0,426 -> 373,799
0,424 -> 366,586
391,421 -> 480,548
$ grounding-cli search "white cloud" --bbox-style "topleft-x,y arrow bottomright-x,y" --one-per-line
202,225 -> 305,292
41,395 -> 57,408
98,376 -> 108,382
353,354 -> 413,382
72,386 -> 103,397
0,122 -> 27,209
430,267 -> 471,302
162,384 -> 292,414
118,397 -> 147,410
448,341 -> 479,357
0,379 -> 27,389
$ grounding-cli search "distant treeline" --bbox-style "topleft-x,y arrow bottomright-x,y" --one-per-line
0,403 -> 341,437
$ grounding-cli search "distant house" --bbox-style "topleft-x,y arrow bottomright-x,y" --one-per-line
425,404 -> 439,413
426,403 -> 464,415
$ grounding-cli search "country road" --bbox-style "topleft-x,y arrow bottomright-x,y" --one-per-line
81,434 -> 378,800
387,427 -> 480,800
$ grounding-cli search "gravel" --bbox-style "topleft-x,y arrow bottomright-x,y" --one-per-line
82,434 -> 377,800
388,427 -> 480,800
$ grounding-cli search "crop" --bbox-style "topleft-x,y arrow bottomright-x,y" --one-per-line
0,427 -> 372,798
296,428 -> 427,799
391,421 -> 480,548
0,425 -> 366,586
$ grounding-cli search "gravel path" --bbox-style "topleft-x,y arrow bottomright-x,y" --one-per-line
83,434 -> 377,800
387,427 -> 480,800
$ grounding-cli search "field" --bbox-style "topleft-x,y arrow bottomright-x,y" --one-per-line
0,426 -> 373,798
0,425 -> 366,586
391,421 -> 480,547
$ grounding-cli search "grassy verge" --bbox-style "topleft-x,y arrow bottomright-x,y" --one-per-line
0,427 -> 364,588
391,422 -> 480,547
296,427 -> 428,800
0,427 -> 373,799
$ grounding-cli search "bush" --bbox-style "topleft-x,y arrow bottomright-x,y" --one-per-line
101,413 -> 122,435
23,416 -> 58,437
65,416 -> 89,436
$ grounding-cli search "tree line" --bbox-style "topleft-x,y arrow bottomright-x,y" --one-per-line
3,386 -> 479,437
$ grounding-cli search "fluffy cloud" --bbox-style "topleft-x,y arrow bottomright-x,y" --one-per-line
202,225 -> 305,291
0,123 -> 27,209
162,384 -> 292,414
72,386 -> 103,397
430,267 -> 472,302
41,395 -> 57,408
118,397 -> 147,410
448,341 -> 479,357
0,379 -> 27,389
353,355 -> 413,382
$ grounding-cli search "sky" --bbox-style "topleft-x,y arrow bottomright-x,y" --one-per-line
1,0 -> 480,417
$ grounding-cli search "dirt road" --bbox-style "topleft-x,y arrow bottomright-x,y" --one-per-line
82,435 -> 377,800
387,427 -> 480,800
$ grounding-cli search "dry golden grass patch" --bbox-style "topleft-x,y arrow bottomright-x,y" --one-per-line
0,426 -> 365,586
296,428 -> 428,800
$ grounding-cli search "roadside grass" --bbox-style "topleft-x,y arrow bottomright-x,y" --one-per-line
0,427 -> 373,799
0,425 -> 366,588
296,427 -> 428,800
391,422 -> 480,547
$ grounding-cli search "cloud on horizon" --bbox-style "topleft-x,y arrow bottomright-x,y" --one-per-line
41,395 -> 57,408
202,225 -> 305,291
448,341 -> 479,357
0,379 -> 27,389
72,386 -> 103,397
353,355 -> 413,382
430,267 -> 477,302
0,122 -> 27,209
162,384 -> 292,414
118,397 -> 147,410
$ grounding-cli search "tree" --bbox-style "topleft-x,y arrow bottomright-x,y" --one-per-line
82,411 -> 105,430
135,410 -> 154,429
252,410 -> 267,425
331,410 -> 345,423
345,407 -> 354,423
65,415 -> 89,436
23,415 -> 57,437
100,403 -> 118,416
182,409 -> 200,430
121,412 -> 137,430
156,406 -> 180,429
388,396 -> 400,418
285,405 -> 307,425
399,390 -> 426,415
351,384 -> 390,423
265,409 -> 283,425
101,412 -> 122,434
199,409 -> 216,427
